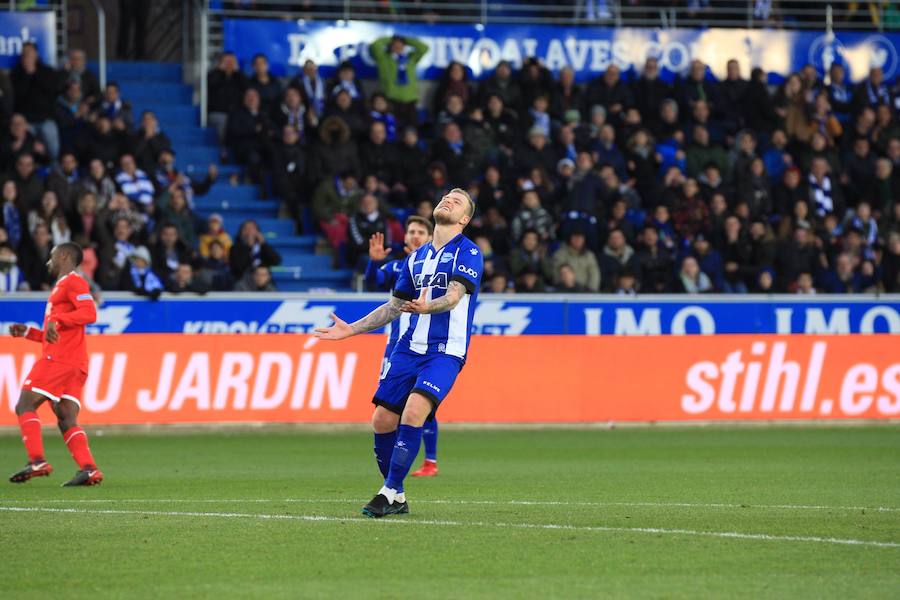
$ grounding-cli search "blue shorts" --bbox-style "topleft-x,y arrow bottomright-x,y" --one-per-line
373,348 -> 463,416
380,340 -> 398,377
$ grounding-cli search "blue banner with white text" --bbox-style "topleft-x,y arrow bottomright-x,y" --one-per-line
223,18 -> 900,84
1,295 -> 898,335
0,11 -> 55,68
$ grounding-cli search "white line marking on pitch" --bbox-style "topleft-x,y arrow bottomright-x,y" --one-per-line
0,505 -> 897,549
0,498 -> 898,512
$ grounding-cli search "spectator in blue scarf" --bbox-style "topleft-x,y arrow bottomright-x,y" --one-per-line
95,82 -> 134,130
122,245 -> 163,299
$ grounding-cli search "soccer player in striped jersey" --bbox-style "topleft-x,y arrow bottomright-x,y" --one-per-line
363,217 -> 441,478
315,189 -> 483,517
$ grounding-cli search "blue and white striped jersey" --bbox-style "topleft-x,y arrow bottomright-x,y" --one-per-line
391,233 -> 483,362
115,169 -> 155,207
0,264 -> 25,293
378,259 -> 410,360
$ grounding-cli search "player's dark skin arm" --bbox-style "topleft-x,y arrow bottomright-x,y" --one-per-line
314,297 -> 404,340
9,323 -> 54,343
400,281 -> 466,315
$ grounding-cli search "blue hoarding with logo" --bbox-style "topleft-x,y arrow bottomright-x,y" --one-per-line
223,18 -> 900,84
0,11 -> 55,68
1,294 -> 898,335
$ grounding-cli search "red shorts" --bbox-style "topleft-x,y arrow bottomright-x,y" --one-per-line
22,359 -> 87,407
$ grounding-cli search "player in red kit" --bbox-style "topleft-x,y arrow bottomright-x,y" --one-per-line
7,242 -> 104,487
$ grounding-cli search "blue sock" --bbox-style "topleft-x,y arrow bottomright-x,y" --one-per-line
384,424 -> 423,493
373,430 -> 397,478
423,419 -> 438,462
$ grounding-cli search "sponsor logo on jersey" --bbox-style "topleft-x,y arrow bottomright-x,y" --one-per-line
422,380 -> 441,393
414,273 -> 448,289
458,265 -> 478,278
439,253 -> 454,263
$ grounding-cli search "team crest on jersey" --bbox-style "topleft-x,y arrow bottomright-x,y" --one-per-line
439,253 -> 454,263
415,272 -> 448,289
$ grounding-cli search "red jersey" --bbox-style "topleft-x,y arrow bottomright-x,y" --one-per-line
25,271 -> 97,373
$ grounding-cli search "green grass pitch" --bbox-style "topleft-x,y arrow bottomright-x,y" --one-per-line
1,426 -> 898,599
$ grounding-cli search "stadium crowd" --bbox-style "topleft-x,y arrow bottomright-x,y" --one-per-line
211,35 -> 900,294
1,36 -> 900,295
0,43 -> 268,296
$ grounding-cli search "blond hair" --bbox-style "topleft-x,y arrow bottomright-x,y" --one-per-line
448,187 -> 475,217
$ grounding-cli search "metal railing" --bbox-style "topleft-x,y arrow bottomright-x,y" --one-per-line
200,2 -> 208,126
88,0 -> 106,89
203,0 -> 895,30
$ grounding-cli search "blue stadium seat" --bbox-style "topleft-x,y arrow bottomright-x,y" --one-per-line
133,104 -> 199,124
274,253 -> 332,270
271,267 -> 354,292
200,183 -> 260,203
228,217 -> 295,238
271,280 -> 355,292
167,127 -> 218,145
269,235 -> 318,252
107,61 -> 183,82
188,164 -> 240,179
174,145 -> 221,165
194,198 -> 279,213
119,82 -> 193,104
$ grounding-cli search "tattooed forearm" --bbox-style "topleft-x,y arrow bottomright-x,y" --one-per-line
424,281 -> 465,314
350,297 -> 403,334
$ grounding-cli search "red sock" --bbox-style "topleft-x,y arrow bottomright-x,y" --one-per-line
18,412 -> 45,463
63,427 -> 97,470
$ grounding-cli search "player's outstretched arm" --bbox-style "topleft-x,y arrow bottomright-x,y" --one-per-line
400,281 -> 465,315
314,297 -> 403,341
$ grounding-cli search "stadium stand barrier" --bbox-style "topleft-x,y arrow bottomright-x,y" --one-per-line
2,293 -> 897,425
2,292 -> 899,335
2,330 -> 898,424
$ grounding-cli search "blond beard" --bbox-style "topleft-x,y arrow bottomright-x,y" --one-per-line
433,210 -> 455,225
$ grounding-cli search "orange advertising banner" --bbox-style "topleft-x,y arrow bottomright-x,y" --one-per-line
1,334 -> 898,425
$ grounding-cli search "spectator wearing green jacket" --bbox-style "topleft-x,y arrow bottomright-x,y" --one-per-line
686,124 -> 729,179
370,34 -> 429,128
